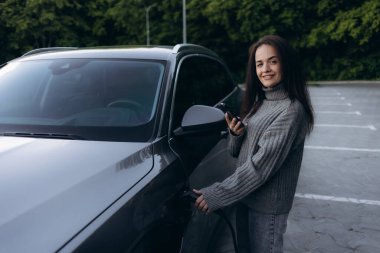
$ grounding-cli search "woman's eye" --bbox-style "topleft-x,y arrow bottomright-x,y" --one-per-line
256,63 -> 263,68
270,60 -> 277,64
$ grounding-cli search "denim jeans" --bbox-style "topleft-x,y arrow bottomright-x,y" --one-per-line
236,204 -> 289,253
211,204 -> 288,253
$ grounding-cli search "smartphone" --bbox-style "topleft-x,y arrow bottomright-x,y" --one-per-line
217,103 -> 240,121
226,111 -> 240,121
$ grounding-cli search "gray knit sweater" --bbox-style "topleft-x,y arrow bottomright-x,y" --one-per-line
200,84 -> 308,214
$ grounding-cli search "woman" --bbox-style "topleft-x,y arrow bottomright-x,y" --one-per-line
193,35 -> 314,252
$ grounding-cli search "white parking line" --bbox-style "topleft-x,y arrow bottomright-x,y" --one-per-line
295,193 -> 380,206
313,96 -> 346,100
313,103 -> 352,106
315,111 -> 361,115
369,125 -> 377,130
314,124 -> 377,130
305,145 -> 380,152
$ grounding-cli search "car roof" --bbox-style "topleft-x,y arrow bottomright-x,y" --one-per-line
15,44 -> 219,62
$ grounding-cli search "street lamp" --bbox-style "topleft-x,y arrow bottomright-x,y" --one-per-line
182,0 -> 187,43
145,4 -> 156,46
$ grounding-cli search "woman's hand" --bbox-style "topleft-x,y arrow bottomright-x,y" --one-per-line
193,189 -> 210,214
225,113 -> 245,136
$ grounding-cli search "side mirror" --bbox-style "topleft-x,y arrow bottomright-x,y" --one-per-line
174,105 -> 226,136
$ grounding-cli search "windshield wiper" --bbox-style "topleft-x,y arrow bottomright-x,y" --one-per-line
1,132 -> 87,140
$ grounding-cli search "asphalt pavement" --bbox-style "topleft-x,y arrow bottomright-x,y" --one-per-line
284,83 -> 380,253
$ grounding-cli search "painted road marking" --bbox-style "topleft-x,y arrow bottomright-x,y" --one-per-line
314,124 -> 377,130
305,145 -> 380,152
295,193 -> 380,206
313,96 -> 346,100
369,125 -> 377,130
313,103 -> 352,106
315,111 -> 361,115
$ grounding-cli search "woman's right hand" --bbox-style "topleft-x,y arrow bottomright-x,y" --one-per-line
225,113 -> 245,136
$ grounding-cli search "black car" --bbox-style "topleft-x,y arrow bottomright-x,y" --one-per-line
0,44 -> 242,252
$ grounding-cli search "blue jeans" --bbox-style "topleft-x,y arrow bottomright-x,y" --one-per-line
237,205 -> 289,253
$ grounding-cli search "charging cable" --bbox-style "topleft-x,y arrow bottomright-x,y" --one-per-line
181,191 -> 239,253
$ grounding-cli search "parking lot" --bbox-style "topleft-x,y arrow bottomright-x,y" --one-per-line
284,84 -> 380,253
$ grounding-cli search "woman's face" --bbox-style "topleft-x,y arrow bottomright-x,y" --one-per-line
255,44 -> 282,88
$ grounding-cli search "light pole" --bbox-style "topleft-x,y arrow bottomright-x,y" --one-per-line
182,0 -> 187,43
145,4 -> 155,46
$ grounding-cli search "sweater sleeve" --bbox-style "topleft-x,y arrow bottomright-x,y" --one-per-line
228,129 -> 246,157
200,102 -> 305,211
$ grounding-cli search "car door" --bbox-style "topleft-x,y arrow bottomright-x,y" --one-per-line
169,54 -> 242,252
169,54 -> 240,174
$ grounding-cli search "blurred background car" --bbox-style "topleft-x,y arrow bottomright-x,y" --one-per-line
0,44 -> 242,253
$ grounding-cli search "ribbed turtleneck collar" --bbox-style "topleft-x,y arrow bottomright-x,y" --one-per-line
262,83 -> 288,101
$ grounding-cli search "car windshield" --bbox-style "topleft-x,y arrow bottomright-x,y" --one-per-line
0,58 -> 165,141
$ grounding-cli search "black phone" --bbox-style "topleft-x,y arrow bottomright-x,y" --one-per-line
217,103 -> 240,121
226,111 -> 240,121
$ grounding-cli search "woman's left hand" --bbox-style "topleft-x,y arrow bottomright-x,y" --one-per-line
193,189 -> 210,214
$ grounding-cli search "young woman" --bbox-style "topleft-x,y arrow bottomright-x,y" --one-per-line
193,35 -> 314,252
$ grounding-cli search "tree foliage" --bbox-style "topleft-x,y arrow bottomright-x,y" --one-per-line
305,0 -> 380,79
0,0 -> 379,80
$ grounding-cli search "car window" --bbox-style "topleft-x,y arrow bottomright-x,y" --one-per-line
0,59 -> 165,141
172,56 -> 235,129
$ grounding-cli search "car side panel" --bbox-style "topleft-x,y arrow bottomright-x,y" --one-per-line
62,138 -> 189,253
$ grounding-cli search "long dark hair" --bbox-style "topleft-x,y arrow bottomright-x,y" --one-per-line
241,35 -> 314,134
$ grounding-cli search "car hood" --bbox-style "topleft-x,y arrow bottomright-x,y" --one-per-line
0,136 -> 153,253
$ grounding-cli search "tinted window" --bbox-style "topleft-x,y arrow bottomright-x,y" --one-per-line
172,56 -> 235,129
0,59 -> 165,141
